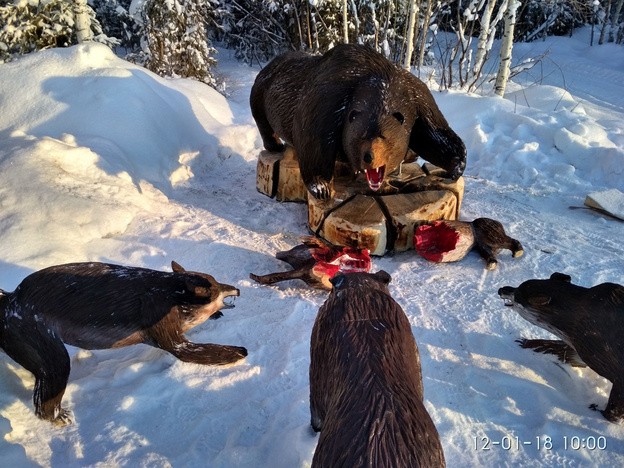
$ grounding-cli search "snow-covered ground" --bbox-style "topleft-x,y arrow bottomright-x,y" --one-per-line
1,29 -> 623,467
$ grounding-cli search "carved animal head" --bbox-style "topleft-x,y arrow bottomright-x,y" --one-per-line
330,270 -> 392,294
343,81 -> 410,191
498,273 -> 576,342
171,261 -> 240,329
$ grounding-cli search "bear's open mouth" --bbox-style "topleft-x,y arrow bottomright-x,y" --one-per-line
365,165 -> 385,191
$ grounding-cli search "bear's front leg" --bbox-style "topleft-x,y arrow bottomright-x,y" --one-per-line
598,381 -> 624,422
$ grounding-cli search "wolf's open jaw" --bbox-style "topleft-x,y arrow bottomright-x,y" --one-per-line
365,165 -> 385,191
222,294 -> 237,309
497,286 -> 516,306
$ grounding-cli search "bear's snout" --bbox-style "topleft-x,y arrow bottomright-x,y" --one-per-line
363,151 -> 374,164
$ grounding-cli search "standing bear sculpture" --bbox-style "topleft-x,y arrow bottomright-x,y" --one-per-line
250,44 -> 466,200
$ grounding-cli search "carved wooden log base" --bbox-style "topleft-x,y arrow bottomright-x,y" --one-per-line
256,148 -> 465,256
256,147 -> 308,202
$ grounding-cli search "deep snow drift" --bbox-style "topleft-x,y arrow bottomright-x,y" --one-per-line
1,30 -> 623,467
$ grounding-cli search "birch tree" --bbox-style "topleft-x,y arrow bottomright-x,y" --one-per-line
403,0 -> 419,69
470,0 -> 499,81
343,0 -> 349,42
494,0 -> 521,97
417,0 -> 433,70
599,0 -> 613,44
608,0 -> 624,42
467,0 -> 508,92
74,0 -> 94,43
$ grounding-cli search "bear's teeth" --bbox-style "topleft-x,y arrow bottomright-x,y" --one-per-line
365,165 -> 385,191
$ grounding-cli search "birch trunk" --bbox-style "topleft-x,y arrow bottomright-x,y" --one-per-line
403,0 -> 419,69
74,0 -> 93,43
494,0 -> 520,97
467,0 -> 508,91
417,0 -> 433,70
471,0 -> 498,79
343,0 -> 349,43
350,0 -> 360,43
609,0 -> 624,42
599,0 -> 613,45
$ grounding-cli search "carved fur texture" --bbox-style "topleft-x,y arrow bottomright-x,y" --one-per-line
499,272 -> 624,422
0,261 -> 246,426
250,44 -> 466,200
310,271 -> 445,467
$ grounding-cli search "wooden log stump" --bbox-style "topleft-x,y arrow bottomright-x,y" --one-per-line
319,195 -> 388,256
256,146 -> 307,202
256,148 -> 465,256
380,190 -> 458,251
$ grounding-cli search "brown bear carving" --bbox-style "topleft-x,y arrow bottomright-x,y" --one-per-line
310,271 -> 445,467
250,44 -> 467,200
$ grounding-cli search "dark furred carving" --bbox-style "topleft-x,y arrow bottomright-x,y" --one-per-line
310,271 -> 445,467
499,273 -> 624,422
0,261 -> 247,426
249,236 -> 371,290
250,44 -> 466,200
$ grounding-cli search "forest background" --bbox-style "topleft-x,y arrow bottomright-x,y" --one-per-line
1,0 -> 623,96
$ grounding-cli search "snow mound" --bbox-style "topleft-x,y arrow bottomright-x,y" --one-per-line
0,43 -> 237,194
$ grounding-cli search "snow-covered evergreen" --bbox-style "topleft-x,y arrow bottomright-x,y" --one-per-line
91,0 -> 142,52
0,0 -> 116,63
141,0 -> 218,87
1,0 -> 622,89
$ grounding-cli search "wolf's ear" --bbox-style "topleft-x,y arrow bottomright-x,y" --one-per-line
374,270 -> 392,285
172,261 -> 186,273
550,272 -> 571,283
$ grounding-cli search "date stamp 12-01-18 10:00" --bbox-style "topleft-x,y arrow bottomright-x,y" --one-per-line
474,435 -> 607,451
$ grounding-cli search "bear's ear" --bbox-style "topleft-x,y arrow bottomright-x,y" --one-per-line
392,112 -> 405,125
172,261 -> 186,273
374,270 -> 392,285
550,272 -> 571,283
348,110 -> 361,123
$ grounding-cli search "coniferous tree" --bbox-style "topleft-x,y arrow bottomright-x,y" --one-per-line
91,0 -> 142,52
142,0 -> 218,87
214,0 -> 294,65
0,0 -> 116,63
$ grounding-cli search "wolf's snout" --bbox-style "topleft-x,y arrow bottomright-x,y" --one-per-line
498,286 -> 516,306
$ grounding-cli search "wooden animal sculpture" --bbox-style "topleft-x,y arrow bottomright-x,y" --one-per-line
310,271 -> 445,467
0,261 -> 247,426
250,236 -> 371,290
499,272 -> 624,422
